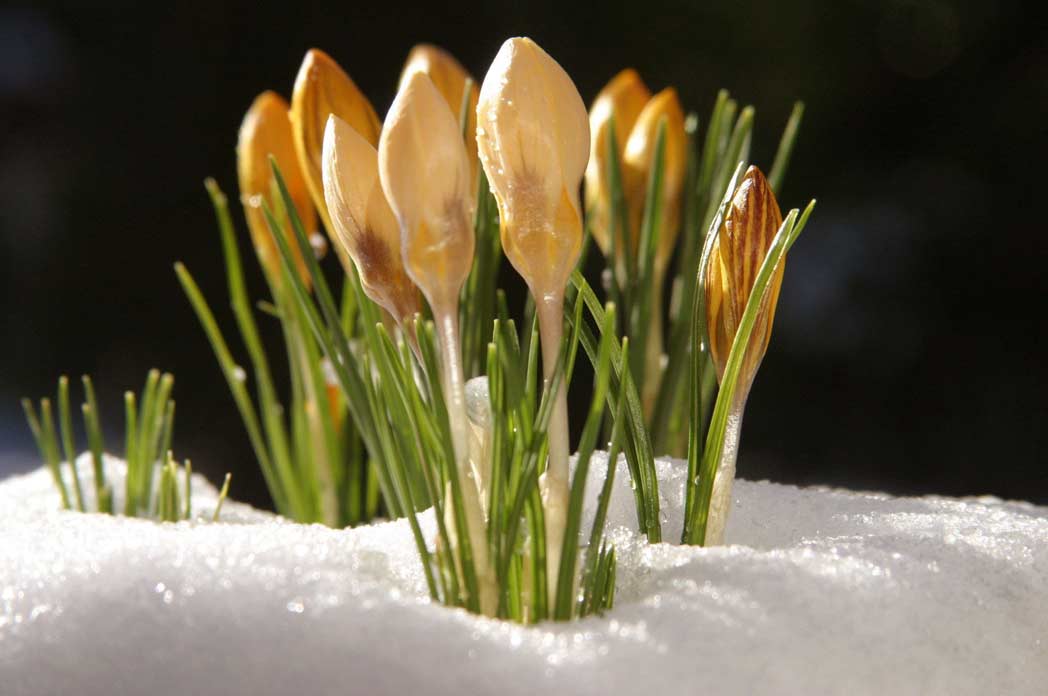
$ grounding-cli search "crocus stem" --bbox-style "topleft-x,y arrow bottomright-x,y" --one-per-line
436,307 -> 497,614
436,309 -> 470,470
704,400 -> 744,545
535,290 -> 570,603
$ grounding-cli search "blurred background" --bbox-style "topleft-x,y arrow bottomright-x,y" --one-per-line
1,0 -> 1045,508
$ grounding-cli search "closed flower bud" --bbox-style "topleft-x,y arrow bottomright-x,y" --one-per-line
477,37 -> 589,599
476,37 -> 589,298
378,72 -> 475,313
290,48 -> 382,231
236,91 -> 314,285
585,68 -> 651,258
399,43 -> 480,188
705,166 -> 784,395
322,114 -> 420,324
623,87 -> 688,274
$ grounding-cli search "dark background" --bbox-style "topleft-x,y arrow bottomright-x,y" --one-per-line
2,0 -> 1045,507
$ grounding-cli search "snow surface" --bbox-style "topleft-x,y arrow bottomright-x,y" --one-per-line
1,453 -> 1045,695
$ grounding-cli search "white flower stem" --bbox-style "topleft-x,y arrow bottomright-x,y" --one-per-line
705,401 -> 744,545
535,291 -> 570,603
435,307 -> 496,614
436,309 -> 470,470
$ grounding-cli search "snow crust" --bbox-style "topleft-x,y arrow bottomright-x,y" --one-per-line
1,453 -> 1045,695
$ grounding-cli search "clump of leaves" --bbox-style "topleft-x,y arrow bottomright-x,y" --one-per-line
22,371 -> 230,521
584,72 -> 815,546
174,32 -> 820,623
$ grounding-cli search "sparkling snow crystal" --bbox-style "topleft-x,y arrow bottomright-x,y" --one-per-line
1,454 -> 1045,695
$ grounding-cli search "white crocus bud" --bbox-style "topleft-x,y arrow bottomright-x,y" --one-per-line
476,37 -> 588,299
476,36 -> 589,606
320,115 -> 419,327
379,72 -> 475,315
398,44 -> 480,188
379,72 -> 494,614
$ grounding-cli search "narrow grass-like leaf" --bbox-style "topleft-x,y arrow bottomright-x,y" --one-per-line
123,391 -> 137,515
81,376 -> 107,503
569,270 -> 661,541
604,115 -> 632,315
768,101 -> 804,195
175,263 -> 291,515
183,459 -> 192,520
204,179 -> 299,515
213,473 -> 232,522
554,303 -> 616,619
23,398 -> 70,509
57,376 -> 85,511
629,121 -> 667,388
580,338 -> 628,616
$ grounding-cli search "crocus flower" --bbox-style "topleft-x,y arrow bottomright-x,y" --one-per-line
379,71 -> 495,613
585,68 -> 651,261
705,165 -> 784,399
623,87 -> 688,276
621,86 -> 688,415
476,36 -> 589,602
398,43 -> 480,187
321,114 -> 420,326
379,72 -> 475,317
702,165 -> 785,545
236,91 -> 314,286
290,48 -> 382,233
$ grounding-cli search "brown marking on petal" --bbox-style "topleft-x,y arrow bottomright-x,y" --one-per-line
354,226 -> 392,284
353,223 -> 416,324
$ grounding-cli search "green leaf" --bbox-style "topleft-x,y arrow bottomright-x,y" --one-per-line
768,101 -> 804,196
57,376 -> 85,511
569,271 -> 662,542
554,303 -> 616,619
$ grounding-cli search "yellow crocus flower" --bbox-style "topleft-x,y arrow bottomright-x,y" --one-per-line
398,43 -> 480,187
585,68 -> 651,260
290,48 -> 382,232
236,91 -> 314,286
321,114 -> 419,325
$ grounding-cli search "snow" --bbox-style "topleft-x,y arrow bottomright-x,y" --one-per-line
1,453 -> 1045,695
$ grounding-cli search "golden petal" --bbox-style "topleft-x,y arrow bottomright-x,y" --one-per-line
322,114 -> 419,323
585,68 -> 651,257
399,43 -> 480,187
290,48 -> 382,230
476,37 -> 589,297
623,87 -> 688,272
236,91 -> 314,286
379,72 -> 475,313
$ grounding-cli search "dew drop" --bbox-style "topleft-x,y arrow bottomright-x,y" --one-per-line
309,232 -> 328,259
231,366 -> 247,383
321,358 -> 338,387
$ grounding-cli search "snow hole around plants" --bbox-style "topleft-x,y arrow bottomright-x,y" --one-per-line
1,453 -> 1045,695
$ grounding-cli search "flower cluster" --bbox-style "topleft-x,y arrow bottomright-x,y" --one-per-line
179,34 -> 814,619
